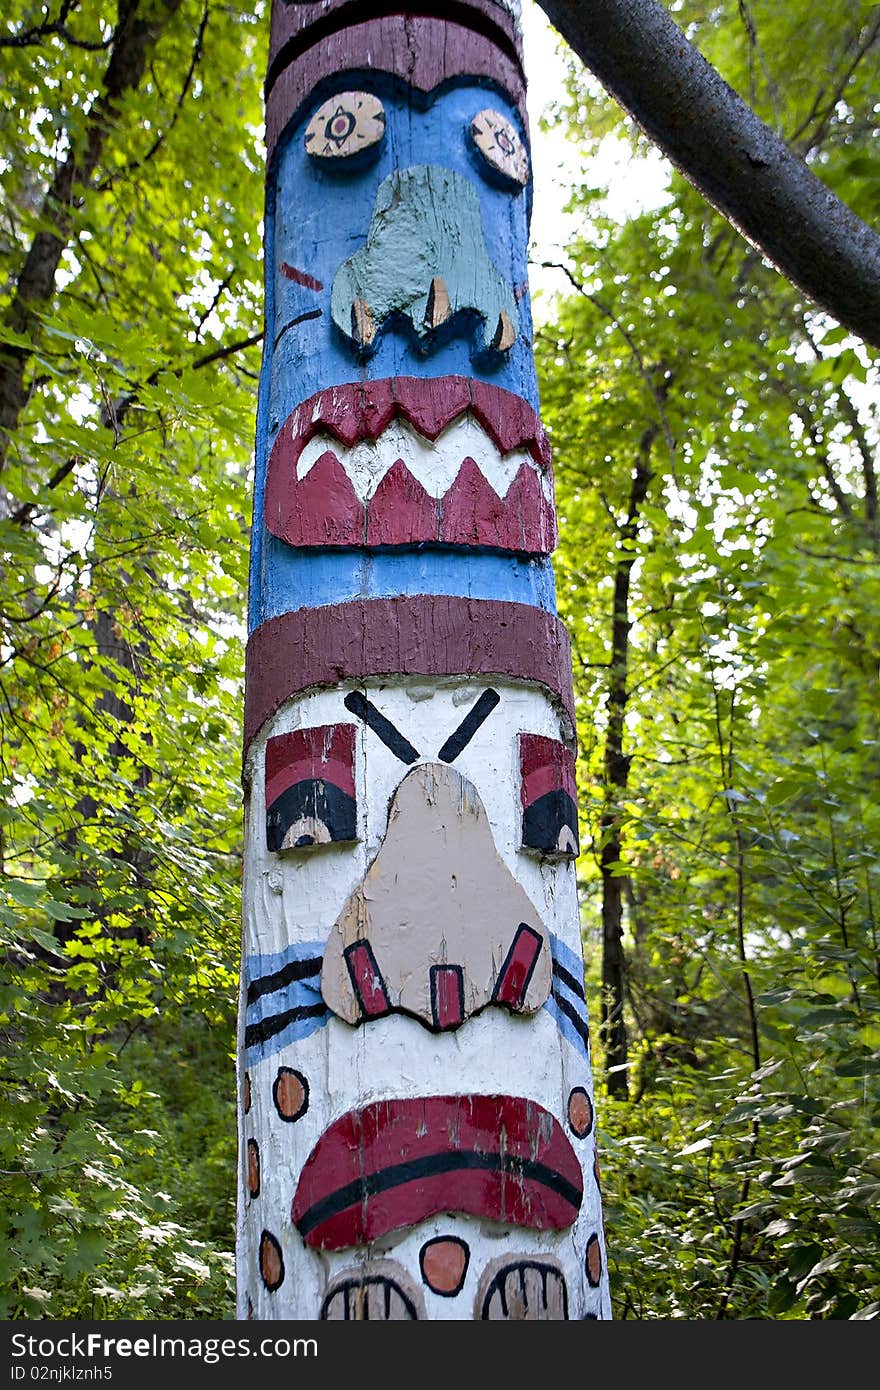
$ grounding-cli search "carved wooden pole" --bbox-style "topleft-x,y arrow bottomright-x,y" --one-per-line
237,0 -> 611,1321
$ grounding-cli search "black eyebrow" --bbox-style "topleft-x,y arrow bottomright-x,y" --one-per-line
437,689 -> 500,763
273,308 -> 322,349
344,691 -> 420,765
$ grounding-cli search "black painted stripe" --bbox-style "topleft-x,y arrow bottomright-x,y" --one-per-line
550,989 -> 590,1048
273,308 -> 322,349
245,1002 -> 328,1049
552,960 -> 586,1002
295,1149 -> 582,1239
344,691 -> 419,765
247,955 -> 322,1006
437,688 -> 500,763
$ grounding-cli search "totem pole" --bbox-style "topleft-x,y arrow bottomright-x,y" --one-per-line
237,0 -> 611,1320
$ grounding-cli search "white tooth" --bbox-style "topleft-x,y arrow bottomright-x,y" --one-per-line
296,413 -> 551,505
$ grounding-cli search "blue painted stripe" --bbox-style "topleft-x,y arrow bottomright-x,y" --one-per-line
246,940 -> 324,982
244,934 -> 589,1063
545,933 -> 591,1062
250,541 -> 558,631
244,941 -> 330,1065
549,934 -> 588,986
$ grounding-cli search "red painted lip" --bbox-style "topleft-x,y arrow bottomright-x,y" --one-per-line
291,1093 -> 583,1251
264,376 -> 556,556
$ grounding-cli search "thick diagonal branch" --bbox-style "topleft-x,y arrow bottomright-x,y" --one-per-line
0,0 -> 184,472
537,0 -> 880,348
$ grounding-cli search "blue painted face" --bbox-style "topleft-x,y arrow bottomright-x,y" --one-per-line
249,79 -> 543,634
262,78 -> 538,454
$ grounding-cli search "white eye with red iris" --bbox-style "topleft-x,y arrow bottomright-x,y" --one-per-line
304,91 -> 386,161
470,107 -> 530,188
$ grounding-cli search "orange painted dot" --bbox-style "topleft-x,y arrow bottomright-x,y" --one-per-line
247,1138 -> 260,1198
243,1072 -> 251,1114
585,1233 -> 603,1288
260,1230 -> 284,1292
420,1236 -> 470,1296
274,1066 -> 309,1122
567,1086 -> 594,1138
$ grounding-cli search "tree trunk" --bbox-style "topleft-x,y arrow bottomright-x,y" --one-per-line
0,0 -> 184,472
600,423 -> 657,1098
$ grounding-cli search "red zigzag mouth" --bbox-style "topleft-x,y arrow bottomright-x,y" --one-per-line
264,377 -> 557,555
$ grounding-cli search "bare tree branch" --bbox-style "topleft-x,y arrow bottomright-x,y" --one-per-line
536,0 -> 880,349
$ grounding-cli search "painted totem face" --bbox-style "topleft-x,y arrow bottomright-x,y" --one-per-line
241,679 -> 605,1319
241,23 -> 610,1318
250,81 -> 554,635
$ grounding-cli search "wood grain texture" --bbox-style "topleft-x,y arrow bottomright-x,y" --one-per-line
477,1255 -> 569,1320
320,1261 -> 426,1320
243,596 -> 576,754
268,0 -> 523,70
266,16 -> 527,164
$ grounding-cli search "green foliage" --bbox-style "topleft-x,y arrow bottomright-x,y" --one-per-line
538,0 -> 880,1319
2,0 -> 878,1323
0,0 -> 265,1318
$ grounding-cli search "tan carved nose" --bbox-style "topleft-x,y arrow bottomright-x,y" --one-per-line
321,762 -> 551,1030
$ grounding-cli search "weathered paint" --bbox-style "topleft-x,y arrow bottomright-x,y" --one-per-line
243,596 -> 577,754
250,544 -> 559,630
238,680 -> 608,1318
320,1261 -> 426,1321
304,90 -> 386,163
291,1095 -> 583,1249
321,760 -> 552,1027
238,0 -> 611,1321
477,1254 -> 569,1320
330,165 -> 520,355
265,16 -> 527,168
471,108 -> 531,188
264,378 -> 555,556
520,732 -> 580,857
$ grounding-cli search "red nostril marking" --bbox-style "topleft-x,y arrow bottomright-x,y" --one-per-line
344,941 -> 391,1018
492,924 -> 543,1010
430,964 -> 465,1030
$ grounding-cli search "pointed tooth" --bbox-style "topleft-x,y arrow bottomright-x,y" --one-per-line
491,309 -> 517,352
424,276 -> 452,330
351,298 -> 375,347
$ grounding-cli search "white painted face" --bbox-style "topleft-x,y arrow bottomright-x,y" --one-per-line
238,678 -> 609,1321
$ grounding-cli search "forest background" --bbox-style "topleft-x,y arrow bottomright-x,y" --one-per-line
1,0 -> 878,1320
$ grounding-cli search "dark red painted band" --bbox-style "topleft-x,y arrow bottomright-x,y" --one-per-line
292,1093 -> 583,1250
243,597 -> 575,756
268,0 -> 523,70
266,16 -> 527,165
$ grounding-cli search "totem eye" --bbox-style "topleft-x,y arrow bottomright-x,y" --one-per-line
304,91 -> 386,162
470,107 -> 530,189
519,733 -> 579,859
265,724 -> 357,852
